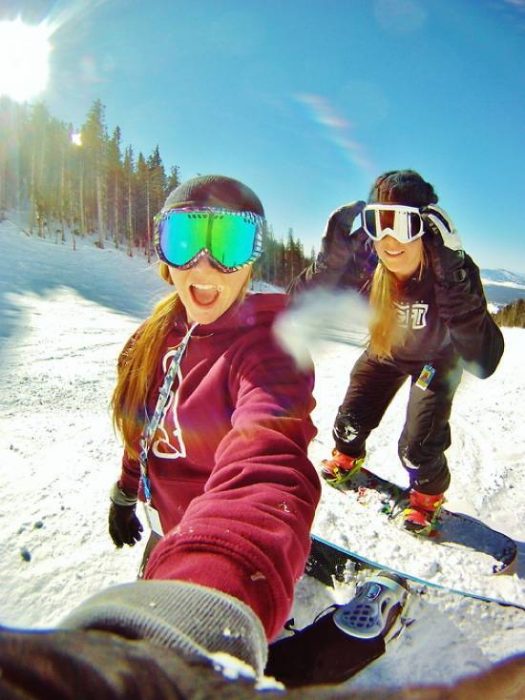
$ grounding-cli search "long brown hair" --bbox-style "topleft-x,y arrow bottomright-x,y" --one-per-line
368,249 -> 426,359
111,268 -> 182,459
111,262 -> 252,459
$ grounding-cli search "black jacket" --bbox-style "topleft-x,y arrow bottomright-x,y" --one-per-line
289,231 -> 504,379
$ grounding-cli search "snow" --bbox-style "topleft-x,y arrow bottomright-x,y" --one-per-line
481,279 -> 525,290
1,213 -> 524,691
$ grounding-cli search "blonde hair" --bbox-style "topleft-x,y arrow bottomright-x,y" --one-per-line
368,248 -> 426,359
111,261 -> 252,459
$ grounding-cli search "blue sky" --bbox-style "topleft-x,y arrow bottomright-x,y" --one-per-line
5,0 -> 525,271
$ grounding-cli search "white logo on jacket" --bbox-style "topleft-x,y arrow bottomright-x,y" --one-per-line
152,347 -> 186,459
395,302 -> 429,330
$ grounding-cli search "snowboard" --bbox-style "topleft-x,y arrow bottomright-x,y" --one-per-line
322,465 -> 517,576
266,534 -> 524,688
306,534 -> 525,610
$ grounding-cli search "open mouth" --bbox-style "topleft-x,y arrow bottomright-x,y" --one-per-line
190,283 -> 223,307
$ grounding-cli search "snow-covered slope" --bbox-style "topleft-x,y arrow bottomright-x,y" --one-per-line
481,268 -> 525,306
0,215 -> 523,691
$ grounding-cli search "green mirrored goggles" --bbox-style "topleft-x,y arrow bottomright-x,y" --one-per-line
154,207 -> 264,272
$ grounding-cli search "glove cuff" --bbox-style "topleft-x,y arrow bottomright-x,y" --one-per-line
109,482 -> 138,506
59,580 -> 267,677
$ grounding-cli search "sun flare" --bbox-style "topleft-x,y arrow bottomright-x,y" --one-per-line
0,18 -> 52,102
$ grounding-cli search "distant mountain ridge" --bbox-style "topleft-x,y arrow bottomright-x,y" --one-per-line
480,269 -> 525,306
481,269 -> 525,287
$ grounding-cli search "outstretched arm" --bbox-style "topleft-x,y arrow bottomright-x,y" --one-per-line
143,331 -> 320,640
1,612 -> 524,698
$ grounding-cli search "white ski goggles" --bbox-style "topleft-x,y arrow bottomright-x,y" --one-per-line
361,204 -> 425,244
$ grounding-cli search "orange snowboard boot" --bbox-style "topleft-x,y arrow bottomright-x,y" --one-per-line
321,449 -> 365,486
403,489 -> 444,535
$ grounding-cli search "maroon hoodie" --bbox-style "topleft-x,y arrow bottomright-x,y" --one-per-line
117,292 -> 320,639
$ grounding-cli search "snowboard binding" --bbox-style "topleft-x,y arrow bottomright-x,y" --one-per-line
265,571 -> 410,687
333,571 -> 409,642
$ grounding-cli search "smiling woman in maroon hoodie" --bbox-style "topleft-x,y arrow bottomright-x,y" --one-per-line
107,174 -> 320,642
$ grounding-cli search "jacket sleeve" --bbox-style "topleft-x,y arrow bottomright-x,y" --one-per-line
143,331 -> 320,641
436,254 -> 504,378
288,229 -> 376,295
118,453 -> 141,496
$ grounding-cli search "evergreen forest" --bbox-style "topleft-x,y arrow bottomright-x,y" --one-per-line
493,299 -> 525,329
0,97 -> 313,288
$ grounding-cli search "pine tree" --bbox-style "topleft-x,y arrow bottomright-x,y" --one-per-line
24,102 -> 53,236
135,152 -> 149,255
81,99 -> 108,248
166,165 -> 180,194
493,298 -> 525,328
148,146 -> 167,212
107,126 -> 124,248
147,146 -> 167,259
122,145 -> 135,256
50,118 -> 73,243
0,97 -> 28,211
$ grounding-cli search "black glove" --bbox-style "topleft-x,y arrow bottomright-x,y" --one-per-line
108,485 -> 143,548
109,502 -> 143,548
317,201 -> 367,272
421,205 -> 466,286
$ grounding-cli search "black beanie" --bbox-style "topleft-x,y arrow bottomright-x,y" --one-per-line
368,170 -> 438,207
162,175 -> 265,216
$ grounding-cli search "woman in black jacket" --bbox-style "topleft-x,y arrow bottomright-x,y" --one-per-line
291,170 -> 504,533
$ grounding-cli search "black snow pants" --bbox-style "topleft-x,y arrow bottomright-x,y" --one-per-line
333,350 -> 463,494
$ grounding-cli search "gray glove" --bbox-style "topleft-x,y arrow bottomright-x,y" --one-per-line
421,205 -> 466,286
60,580 -> 267,677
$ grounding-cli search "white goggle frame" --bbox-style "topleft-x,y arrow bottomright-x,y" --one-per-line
361,204 -> 424,244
